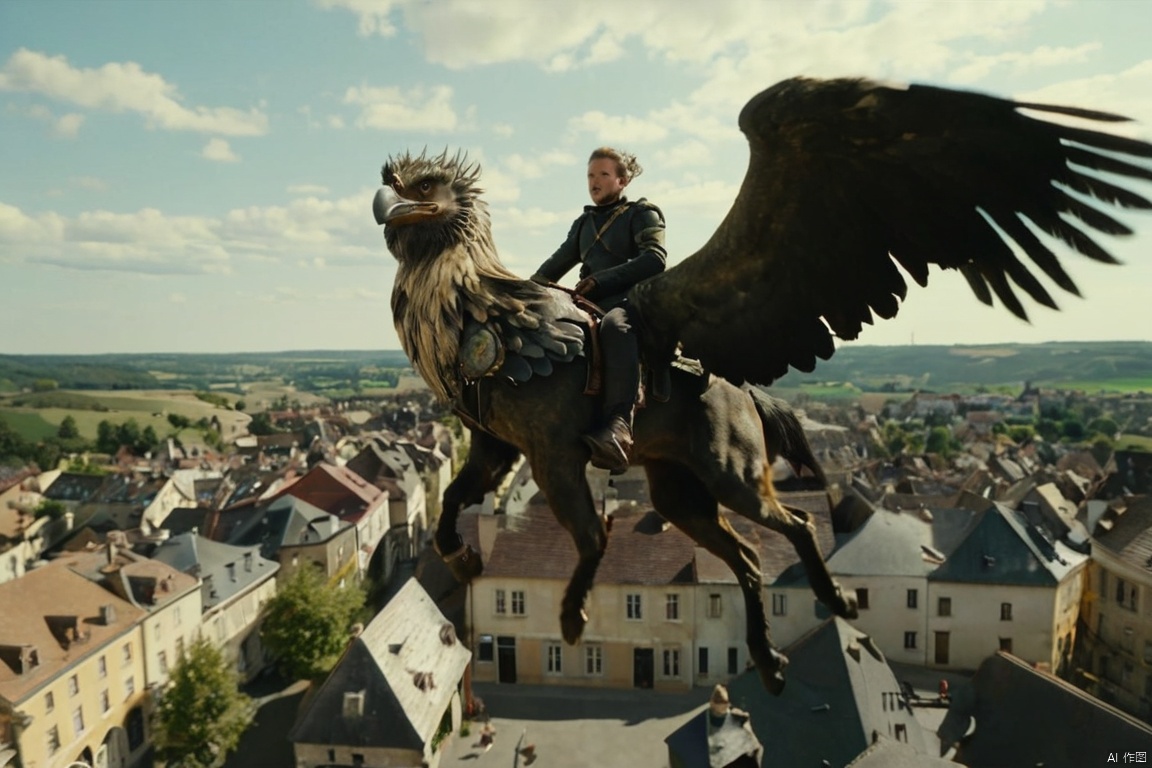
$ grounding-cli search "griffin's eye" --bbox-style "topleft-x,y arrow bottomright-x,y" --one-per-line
419,180 -> 433,194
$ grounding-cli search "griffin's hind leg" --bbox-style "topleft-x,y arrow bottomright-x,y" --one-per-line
708,457 -> 857,622
645,460 -> 788,694
437,429 -> 520,583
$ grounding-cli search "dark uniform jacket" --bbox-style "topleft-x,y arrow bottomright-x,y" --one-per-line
534,196 -> 667,310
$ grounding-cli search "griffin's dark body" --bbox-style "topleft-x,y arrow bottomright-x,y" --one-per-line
375,78 -> 1152,693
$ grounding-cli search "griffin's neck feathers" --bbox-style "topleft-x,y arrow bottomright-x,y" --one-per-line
390,207 -> 527,403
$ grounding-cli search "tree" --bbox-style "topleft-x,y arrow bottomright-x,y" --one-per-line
152,638 -> 254,768
57,415 -> 80,440
260,566 -> 365,679
140,425 -> 159,452
33,499 -> 66,520
96,420 -> 118,453
925,426 -> 956,457
116,419 -> 141,452
168,413 -> 192,430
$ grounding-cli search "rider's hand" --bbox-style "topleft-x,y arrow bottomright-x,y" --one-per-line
574,276 -> 598,296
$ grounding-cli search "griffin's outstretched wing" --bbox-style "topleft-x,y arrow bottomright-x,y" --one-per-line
630,77 -> 1152,386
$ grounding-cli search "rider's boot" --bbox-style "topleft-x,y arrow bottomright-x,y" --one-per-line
582,407 -> 633,475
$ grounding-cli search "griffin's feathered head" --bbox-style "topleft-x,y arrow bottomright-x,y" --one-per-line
375,149 -> 488,262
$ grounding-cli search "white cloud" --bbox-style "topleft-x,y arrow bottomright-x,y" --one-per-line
492,206 -> 567,231
1015,59 -> 1152,135
0,48 -> 268,135
654,140 -> 713,169
201,138 -> 240,162
169,292 -> 187,304
327,115 -> 346,129
0,186 -> 387,276
287,183 -> 331,196
313,0 -> 404,37
567,110 -> 669,144
491,122 -> 515,138
952,43 -> 1104,84
344,83 -> 461,131
53,112 -> 84,138
500,151 -> 578,179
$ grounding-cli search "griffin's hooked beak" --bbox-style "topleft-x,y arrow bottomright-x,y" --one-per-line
373,186 -> 438,227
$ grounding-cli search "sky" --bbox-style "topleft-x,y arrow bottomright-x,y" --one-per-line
2,0 -> 1151,356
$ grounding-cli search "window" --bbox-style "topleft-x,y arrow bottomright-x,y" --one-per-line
98,655 -> 107,678
728,647 -> 739,675
904,631 -> 917,649
626,594 -> 642,620
122,642 -> 133,666
72,705 -> 85,736
159,651 -> 169,675
46,725 -> 61,755
1144,640 -> 1152,666
772,593 -> 787,616
546,644 -> 562,675
154,622 -> 162,641
477,634 -> 494,662
1000,602 -> 1013,621
906,589 -> 918,609
999,637 -> 1013,654
894,723 -> 908,742
698,647 -> 709,676
856,588 -> 870,610
585,645 -> 603,676
495,589 -> 506,615
45,691 -> 55,712
68,674 -> 79,697
352,754 -> 365,767
124,676 -> 135,700
666,594 -> 680,621
100,689 -> 111,714
938,597 -> 952,617
708,594 -> 722,618
662,648 -> 681,677
511,590 -> 526,615
174,605 -> 182,626
176,637 -> 186,659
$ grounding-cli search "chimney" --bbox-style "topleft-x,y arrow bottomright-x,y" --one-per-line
100,604 -> 117,625
244,552 -> 253,572
107,541 -> 117,565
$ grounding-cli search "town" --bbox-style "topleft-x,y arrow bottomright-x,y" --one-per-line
3,370 -> 1152,768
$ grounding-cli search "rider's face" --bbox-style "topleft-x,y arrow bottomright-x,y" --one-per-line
587,158 -> 627,206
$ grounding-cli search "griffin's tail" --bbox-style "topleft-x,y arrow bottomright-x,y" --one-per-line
748,387 -> 826,488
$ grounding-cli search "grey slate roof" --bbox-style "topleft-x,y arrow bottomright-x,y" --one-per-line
727,618 -> 930,768
290,578 -> 471,751
929,504 -> 1084,586
226,494 -> 349,559
665,707 -> 762,768
148,532 -> 277,610
827,507 -> 980,577
939,652 -> 1152,767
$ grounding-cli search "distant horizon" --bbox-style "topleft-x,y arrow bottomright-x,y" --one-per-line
4,337 -> 1152,359
3,1 -> 1151,353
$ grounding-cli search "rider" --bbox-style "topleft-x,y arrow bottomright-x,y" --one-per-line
531,147 -> 667,473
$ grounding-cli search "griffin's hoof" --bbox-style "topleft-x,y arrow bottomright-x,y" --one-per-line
561,607 -> 588,645
441,543 -> 484,583
836,587 -> 860,620
757,648 -> 789,695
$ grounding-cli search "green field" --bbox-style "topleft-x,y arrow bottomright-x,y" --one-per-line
0,389 -> 253,442
1033,378 -> 1152,394
1119,434 -> 1152,452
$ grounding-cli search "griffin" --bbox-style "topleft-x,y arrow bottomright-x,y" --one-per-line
374,78 -> 1152,693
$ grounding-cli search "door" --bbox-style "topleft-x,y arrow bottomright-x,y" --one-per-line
633,648 -> 654,688
497,636 -> 517,683
934,631 -> 950,665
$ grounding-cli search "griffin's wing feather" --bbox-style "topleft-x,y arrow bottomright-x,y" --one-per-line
486,279 -> 588,385
631,77 -> 1152,386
